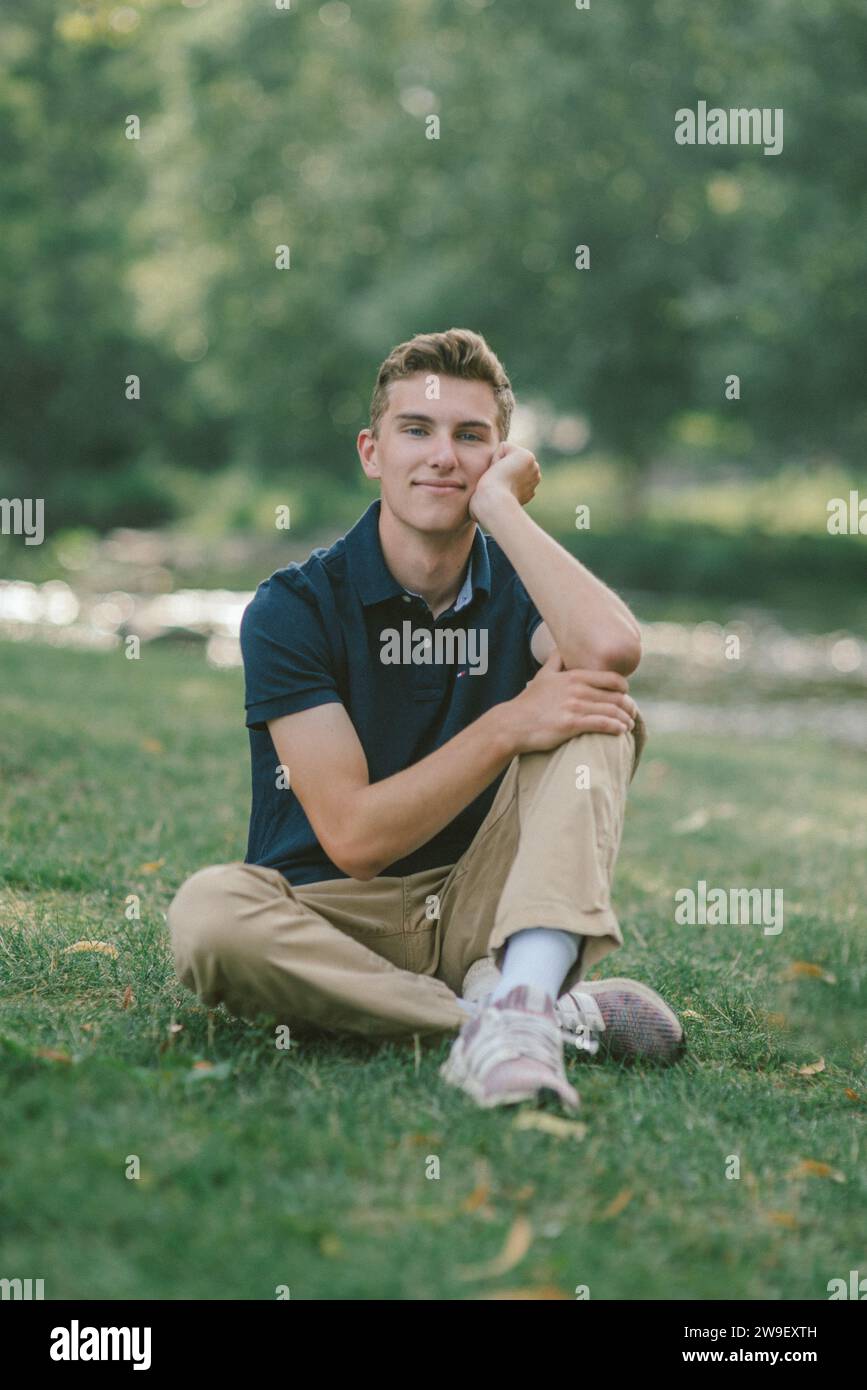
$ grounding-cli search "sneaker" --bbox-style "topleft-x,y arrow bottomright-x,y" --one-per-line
460,957 -> 502,1008
461,959 -> 685,1066
560,978 -> 685,1065
439,984 -> 580,1111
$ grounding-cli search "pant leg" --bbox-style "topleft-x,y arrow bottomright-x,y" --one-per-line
167,861 -> 466,1040
435,711 -> 648,998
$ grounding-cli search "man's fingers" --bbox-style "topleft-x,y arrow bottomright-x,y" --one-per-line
537,662 -> 628,691
571,683 -> 635,714
575,700 -> 634,729
576,669 -> 630,693
599,690 -> 638,716
577,715 -> 631,736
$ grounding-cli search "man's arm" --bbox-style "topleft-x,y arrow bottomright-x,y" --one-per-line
268,653 -> 636,881
269,702 -> 516,881
470,446 -> 642,676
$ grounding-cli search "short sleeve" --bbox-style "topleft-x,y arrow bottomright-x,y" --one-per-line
239,568 -> 343,731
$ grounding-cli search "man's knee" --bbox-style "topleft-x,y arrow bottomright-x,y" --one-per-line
168,863 -> 257,967
543,724 -> 641,789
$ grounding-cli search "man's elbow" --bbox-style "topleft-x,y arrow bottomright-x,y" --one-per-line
598,636 -> 642,677
343,858 -> 380,883
328,835 -> 382,882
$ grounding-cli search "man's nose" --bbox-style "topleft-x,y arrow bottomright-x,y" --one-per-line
427,435 -> 460,467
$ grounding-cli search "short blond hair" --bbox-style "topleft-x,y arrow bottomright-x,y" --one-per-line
369,328 -> 515,441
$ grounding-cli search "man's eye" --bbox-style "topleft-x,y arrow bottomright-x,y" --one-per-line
403,426 -> 481,441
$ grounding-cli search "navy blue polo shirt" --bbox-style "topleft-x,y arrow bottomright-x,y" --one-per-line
239,498 -> 545,884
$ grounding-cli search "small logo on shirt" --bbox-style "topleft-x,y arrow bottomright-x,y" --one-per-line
379,622 -> 488,676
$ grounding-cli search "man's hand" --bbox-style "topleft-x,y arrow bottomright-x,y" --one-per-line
469,442 -> 541,524
502,649 -> 638,754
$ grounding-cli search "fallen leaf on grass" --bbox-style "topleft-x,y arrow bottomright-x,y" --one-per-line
456,1216 -> 533,1281
682,1010 -> 704,1021
795,1058 -> 825,1076
475,1286 -> 570,1300
404,1132 -> 440,1148
185,1060 -> 233,1083
35,1048 -> 73,1064
121,985 -> 134,1009
140,739 -> 164,754
786,1159 -> 845,1183
784,961 -> 823,978
782,961 -> 837,985
844,1089 -> 860,1102
598,1188 -> 634,1221
461,1183 -> 492,1213
138,859 -> 165,874
513,1112 -> 587,1140
765,1211 -> 799,1229
63,940 -> 118,959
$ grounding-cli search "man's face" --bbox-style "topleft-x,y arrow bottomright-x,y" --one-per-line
358,373 -> 501,534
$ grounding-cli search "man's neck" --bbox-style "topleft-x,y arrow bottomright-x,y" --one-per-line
378,502 -> 475,619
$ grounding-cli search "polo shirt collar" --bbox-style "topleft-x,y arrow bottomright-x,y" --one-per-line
345,498 -> 492,609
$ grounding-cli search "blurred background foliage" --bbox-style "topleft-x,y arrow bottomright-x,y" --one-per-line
1,0 -> 866,623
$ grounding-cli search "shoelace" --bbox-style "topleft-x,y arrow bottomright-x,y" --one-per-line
467,990 -> 605,1059
554,990 -> 605,1057
468,1007 -> 565,1076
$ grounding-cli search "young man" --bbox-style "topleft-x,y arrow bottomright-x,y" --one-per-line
168,329 -> 684,1112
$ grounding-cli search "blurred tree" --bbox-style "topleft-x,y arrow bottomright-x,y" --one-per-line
1,0 -> 865,531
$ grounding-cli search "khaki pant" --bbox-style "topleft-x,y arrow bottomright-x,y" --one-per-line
168,716 -> 646,1041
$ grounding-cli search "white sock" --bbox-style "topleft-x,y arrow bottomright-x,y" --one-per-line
489,927 -> 581,1006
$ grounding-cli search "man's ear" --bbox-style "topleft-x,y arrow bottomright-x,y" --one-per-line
357,427 -> 381,481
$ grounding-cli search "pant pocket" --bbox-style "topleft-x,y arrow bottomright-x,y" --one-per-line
405,924 -> 439,975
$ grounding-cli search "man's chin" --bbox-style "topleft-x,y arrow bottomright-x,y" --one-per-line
414,518 -> 469,537
407,492 -> 471,529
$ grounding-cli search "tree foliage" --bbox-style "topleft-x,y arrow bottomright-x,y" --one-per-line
2,0 -> 865,530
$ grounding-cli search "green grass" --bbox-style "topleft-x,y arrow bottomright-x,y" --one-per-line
1,639 -> 865,1300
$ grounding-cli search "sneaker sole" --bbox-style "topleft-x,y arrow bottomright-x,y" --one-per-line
447,1080 -> 580,1111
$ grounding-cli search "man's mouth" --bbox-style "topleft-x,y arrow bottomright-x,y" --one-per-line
413,481 -> 465,492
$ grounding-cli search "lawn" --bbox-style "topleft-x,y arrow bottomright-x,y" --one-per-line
0,638 -> 865,1300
